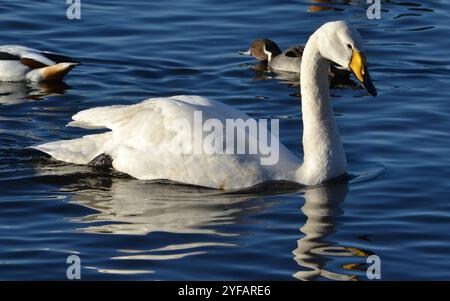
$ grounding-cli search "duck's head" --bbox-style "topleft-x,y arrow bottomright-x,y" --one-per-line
239,39 -> 282,62
314,21 -> 377,96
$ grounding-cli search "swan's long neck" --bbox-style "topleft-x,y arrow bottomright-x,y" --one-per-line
296,34 -> 347,185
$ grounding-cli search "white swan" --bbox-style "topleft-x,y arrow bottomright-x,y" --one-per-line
0,45 -> 79,82
33,21 -> 377,190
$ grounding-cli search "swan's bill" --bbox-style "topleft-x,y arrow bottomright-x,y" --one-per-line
349,49 -> 377,96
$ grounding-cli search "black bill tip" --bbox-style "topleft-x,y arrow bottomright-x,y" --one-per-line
362,69 -> 377,97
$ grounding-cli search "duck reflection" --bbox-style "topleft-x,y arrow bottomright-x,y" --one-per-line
293,181 -> 372,281
243,61 -> 300,85
0,81 -> 69,105
242,60 -> 355,89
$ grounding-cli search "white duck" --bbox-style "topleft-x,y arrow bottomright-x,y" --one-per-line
33,21 -> 377,190
0,45 -> 79,82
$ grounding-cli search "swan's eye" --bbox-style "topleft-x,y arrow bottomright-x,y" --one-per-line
347,43 -> 352,49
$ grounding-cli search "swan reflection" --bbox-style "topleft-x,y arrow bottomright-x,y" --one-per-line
0,81 -> 69,105
294,182 -> 372,281
34,161 -> 373,279
65,176 -> 264,236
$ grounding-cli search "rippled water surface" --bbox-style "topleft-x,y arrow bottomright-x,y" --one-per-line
0,0 -> 449,280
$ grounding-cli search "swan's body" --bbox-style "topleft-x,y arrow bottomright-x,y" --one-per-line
33,21 -> 377,190
0,45 -> 79,82
239,39 -> 350,81
36,95 -> 302,189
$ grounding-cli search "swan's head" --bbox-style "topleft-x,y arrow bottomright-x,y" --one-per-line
316,21 -> 377,96
238,39 -> 282,62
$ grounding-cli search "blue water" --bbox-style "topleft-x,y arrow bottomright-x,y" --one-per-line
0,0 -> 449,280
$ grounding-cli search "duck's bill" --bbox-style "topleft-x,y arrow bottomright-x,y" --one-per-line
238,49 -> 251,56
349,50 -> 377,96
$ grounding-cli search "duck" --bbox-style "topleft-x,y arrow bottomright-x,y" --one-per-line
32,21 -> 377,190
239,38 -> 350,82
0,45 -> 79,82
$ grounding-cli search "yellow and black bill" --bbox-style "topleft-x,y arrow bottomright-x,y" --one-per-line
349,49 -> 377,96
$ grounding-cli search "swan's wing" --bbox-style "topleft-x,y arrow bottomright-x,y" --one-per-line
68,95 -> 252,130
164,95 -> 252,120
41,96 -> 249,164
35,132 -> 112,165
67,104 -> 140,129
33,101 -> 163,165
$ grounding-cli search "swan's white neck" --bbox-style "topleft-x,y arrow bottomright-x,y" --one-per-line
295,34 -> 347,185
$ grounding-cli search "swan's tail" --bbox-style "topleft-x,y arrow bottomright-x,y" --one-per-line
32,132 -> 111,165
